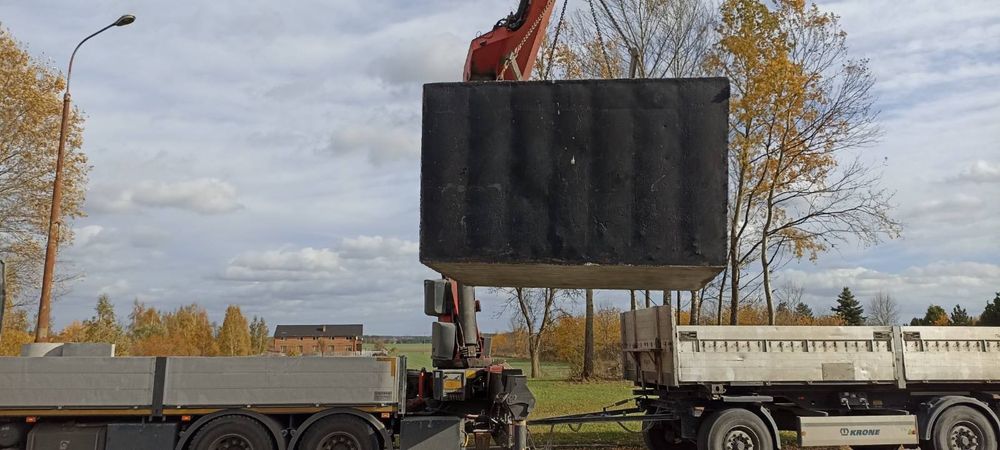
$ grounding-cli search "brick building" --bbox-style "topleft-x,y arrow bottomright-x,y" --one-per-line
272,324 -> 363,355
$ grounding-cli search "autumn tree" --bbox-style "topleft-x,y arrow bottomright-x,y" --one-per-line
0,294 -> 32,356
867,292 -> 899,325
831,287 -> 864,325
774,281 -> 809,322
56,320 -> 87,342
217,305 -> 252,356
546,306 -> 624,379
0,28 -> 89,312
249,316 -> 270,354
494,287 -> 575,378
127,300 -> 166,342
707,0 -> 897,324
950,305 -> 973,326
979,293 -> 1000,326
910,305 -> 949,326
161,304 -> 218,356
81,295 -> 127,352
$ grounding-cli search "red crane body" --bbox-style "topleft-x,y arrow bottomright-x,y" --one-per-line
464,0 -> 557,81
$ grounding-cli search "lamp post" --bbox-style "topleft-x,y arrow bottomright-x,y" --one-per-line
35,14 -> 136,342
0,259 -> 7,335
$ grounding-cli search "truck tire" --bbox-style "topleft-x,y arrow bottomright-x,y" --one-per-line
188,415 -> 276,450
643,420 -> 696,450
297,415 -> 378,450
931,406 -> 997,450
697,408 -> 773,450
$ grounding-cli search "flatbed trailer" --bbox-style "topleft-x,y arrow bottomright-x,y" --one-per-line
0,349 -> 533,450
618,305 -> 1000,450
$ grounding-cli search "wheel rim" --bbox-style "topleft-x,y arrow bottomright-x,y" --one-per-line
317,432 -> 363,450
950,421 -> 983,450
208,433 -> 254,450
724,427 -> 757,450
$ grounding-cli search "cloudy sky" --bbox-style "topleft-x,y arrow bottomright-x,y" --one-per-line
2,1 -> 998,334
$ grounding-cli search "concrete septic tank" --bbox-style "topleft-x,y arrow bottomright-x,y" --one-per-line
420,78 -> 729,290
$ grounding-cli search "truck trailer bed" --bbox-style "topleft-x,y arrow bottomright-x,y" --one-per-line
0,356 -> 403,413
622,305 -> 1000,387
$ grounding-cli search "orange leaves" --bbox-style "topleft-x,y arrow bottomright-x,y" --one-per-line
0,329 -> 33,356
1,28 -> 89,308
711,0 -> 892,324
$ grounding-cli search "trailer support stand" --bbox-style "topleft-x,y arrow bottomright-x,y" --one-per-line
512,420 -> 528,450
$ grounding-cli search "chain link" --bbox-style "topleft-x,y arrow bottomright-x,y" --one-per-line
498,0 -> 559,80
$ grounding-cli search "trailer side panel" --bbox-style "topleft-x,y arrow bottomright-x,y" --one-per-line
902,326 -> 1000,381
163,356 -> 400,407
0,357 -> 155,408
622,305 -> 1000,386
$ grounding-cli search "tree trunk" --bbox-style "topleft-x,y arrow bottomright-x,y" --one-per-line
760,163 -> 779,325
582,289 -> 594,379
528,335 -> 541,378
630,290 -> 637,310
645,290 -> 651,308
761,232 -> 775,325
676,291 -> 682,323
729,259 -> 741,325
716,265 -> 728,325
690,290 -> 700,325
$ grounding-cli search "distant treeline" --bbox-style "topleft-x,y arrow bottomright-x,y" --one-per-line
1,295 -> 269,357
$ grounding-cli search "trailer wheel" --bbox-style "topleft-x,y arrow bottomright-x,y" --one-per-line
297,415 -> 378,450
931,406 -> 996,450
697,409 -> 773,450
188,415 -> 275,450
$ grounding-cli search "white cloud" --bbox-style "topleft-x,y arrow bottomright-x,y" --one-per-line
950,160 -> 1000,184
221,236 -> 422,283
92,178 -> 243,215
73,225 -> 105,248
368,32 -> 466,85
326,123 -> 419,164
905,193 -> 985,223
215,236 -> 436,330
98,279 -> 131,298
224,247 -> 343,281
340,235 -> 419,259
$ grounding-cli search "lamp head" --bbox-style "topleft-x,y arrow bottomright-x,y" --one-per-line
115,15 -> 136,26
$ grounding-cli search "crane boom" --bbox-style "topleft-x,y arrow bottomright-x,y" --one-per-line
464,0 -> 558,81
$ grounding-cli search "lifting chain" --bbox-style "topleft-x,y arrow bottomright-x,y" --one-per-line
542,0 -> 571,80
498,0 -> 560,80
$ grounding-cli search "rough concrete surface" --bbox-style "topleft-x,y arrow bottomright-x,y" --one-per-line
420,78 -> 729,290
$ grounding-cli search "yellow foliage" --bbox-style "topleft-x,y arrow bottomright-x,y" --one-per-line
216,305 -> 252,356
0,329 -> 33,356
55,320 -> 87,342
0,28 -> 89,306
545,306 -> 624,379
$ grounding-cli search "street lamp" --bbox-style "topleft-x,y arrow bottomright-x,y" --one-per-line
0,259 -> 7,335
35,14 -> 135,342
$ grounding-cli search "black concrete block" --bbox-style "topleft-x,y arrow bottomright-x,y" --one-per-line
420,78 -> 729,290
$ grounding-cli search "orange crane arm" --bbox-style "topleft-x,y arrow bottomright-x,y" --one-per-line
464,0 -> 557,81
